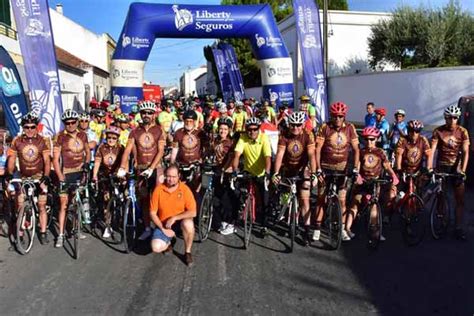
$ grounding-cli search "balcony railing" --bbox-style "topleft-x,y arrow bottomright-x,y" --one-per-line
0,22 -> 17,40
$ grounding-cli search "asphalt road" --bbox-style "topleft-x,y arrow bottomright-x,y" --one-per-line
1,193 -> 473,315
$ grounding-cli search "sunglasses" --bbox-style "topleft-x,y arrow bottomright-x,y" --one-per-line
366,138 -> 376,141
23,125 -> 37,130
445,116 -> 459,120
107,136 -> 118,140
140,111 -> 154,115
247,128 -> 259,132
334,115 -> 345,119
65,121 -> 77,126
290,124 -> 303,128
80,120 -> 89,123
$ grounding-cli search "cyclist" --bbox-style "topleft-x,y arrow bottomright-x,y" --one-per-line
314,102 -> 360,241
262,99 -> 277,125
7,113 -> 51,244
345,127 -> 399,241
52,109 -> 91,248
158,100 -> 175,133
117,101 -> 166,240
430,105 -> 470,240
169,107 -> 185,138
365,102 -> 376,127
375,108 -> 390,152
276,101 -> 291,132
232,117 -> 272,235
389,109 -> 408,150
78,113 -> 98,151
232,101 -> 248,133
257,106 -> 279,157
92,126 -> 124,238
273,111 -> 317,244
212,104 -> 233,132
115,114 -> 131,147
300,95 -> 317,128
90,108 -> 106,142
190,101 -> 205,129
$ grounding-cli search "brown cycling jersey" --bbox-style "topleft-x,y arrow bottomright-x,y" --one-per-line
278,130 -> 315,176
8,134 -> 50,178
213,138 -> 233,168
95,143 -> 124,176
360,147 -> 387,180
173,128 -> 205,165
396,136 -> 431,173
317,122 -> 358,171
432,125 -> 470,168
128,124 -> 166,170
54,130 -> 88,174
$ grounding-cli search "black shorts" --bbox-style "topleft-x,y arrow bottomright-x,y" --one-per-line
59,172 -> 83,195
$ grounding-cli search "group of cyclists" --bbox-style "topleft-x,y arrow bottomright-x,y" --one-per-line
0,93 -> 470,259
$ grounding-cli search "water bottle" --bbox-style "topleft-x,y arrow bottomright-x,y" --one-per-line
396,191 -> 405,203
82,197 -> 91,224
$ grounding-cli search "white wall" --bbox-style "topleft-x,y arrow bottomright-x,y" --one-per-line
58,69 -> 85,111
328,66 -> 474,128
195,74 -> 207,96
182,67 -> 207,97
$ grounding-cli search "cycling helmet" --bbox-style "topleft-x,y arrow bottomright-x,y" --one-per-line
279,101 -> 289,109
105,126 -> 121,136
91,108 -> 105,117
407,120 -> 424,132
361,127 -> 381,138
330,102 -> 348,116
300,95 -> 311,102
139,101 -> 156,112
131,105 -> 139,114
374,108 -> 386,116
288,111 -> 306,125
235,101 -> 244,108
217,117 -> 233,129
79,113 -> 90,121
61,109 -> 79,122
218,104 -> 228,113
21,112 -> 39,126
107,104 -> 116,112
183,110 -> 197,120
116,113 -> 130,123
245,117 -> 261,127
394,109 -> 406,116
444,104 -> 461,117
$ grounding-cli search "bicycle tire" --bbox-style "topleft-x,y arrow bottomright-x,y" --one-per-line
123,199 -> 136,253
198,190 -> 213,242
107,197 -> 123,244
326,197 -> 342,250
400,194 -> 426,246
73,203 -> 82,260
243,194 -> 253,249
289,197 -> 297,252
367,202 -> 382,249
15,202 -> 35,255
430,193 -> 449,240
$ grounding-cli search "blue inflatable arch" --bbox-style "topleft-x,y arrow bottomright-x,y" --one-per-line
111,2 -> 294,112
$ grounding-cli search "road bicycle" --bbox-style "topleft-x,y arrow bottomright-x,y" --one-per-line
198,161 -> 218,242
65,179 -> 88,259
321,171 -> 347,250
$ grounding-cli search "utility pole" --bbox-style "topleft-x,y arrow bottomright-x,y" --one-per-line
323,0 -> 328,79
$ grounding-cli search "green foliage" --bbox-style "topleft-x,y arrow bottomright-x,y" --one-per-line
220,0 -> 348,87
368,1 -> 474,69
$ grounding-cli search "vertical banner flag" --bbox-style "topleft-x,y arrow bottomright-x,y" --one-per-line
12,0 -> 64,136
293,0 -> 328,123
219,43 -> 246,102
212,48 -> 233,102
0,46 -> 29,136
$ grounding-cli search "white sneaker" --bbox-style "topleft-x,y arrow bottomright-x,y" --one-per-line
102,227 -> 111,238
312,229 -> 321,241
342,230 -> 351,241
218,221 -> 228,232
380,234 -> 386,241
220,224 -> 236,236
139,227 -> 152,240
55,234 -> 64,248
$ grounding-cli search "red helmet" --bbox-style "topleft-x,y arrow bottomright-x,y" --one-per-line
362,127 -> 380,138
330,102 -> 348,116
374,108 -> 386,116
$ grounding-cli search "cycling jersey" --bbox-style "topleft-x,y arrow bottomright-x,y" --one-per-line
390,121 -> 407,148
53,130 -> 88,174
8,134 -> 50,178
376,119 -> 390,150
260,122 -> 279,157
232,111 -> 247,132
213,138 -> 233,168
317,122 -> 359,171
119,129 -> 130,147
158,111 -> 175,133
95,143 -> 124,176
432,125 -> 470,168
170,120 -> 184,135
172,128 -> 206,165
365,113 -> 376,127
278,130 -> 314,176
195,110 -> 204,129
234,132 -> 272,177
396,136 -> 431,173
90,120 -> 105,141
128,125 -> 166,170
265,106 -> 277,122
359,147 -> 387,179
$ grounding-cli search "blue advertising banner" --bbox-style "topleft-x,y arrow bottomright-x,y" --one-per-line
11,0 -> 64,136
293,0 -> 328,122
0,46 -> 29,136
219,43 -> 246,101
212,48 -> 233,102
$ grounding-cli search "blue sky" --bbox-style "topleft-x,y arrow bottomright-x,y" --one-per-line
48,0 -> 473,87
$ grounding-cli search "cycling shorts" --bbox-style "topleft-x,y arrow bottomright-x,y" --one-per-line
59,172 -> 83,195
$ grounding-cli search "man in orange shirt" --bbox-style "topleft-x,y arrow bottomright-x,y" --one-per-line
149,164 -> 197,266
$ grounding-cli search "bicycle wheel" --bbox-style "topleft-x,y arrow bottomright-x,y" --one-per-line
400,194 -> 426,246
108,197 -> 123,244
15,202 -> 36,254
243,194 -> 253,249
326,198 -> 342,250
122,199 -> 136,253
198,190 -> 213,242
73,204 -> 82,260
288,197 -> 297,252
367,202 -> 382,249
430,193 -> 449,240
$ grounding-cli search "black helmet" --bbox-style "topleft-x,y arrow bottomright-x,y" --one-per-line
217,117 -> 233,129
21,112 -> 39,126
183,110 -> 197,120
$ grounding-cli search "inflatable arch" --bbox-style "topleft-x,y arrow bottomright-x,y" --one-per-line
111,3 -> 294,113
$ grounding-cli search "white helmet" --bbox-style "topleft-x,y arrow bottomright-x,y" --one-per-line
138,101 -> 156,112
245,117 -> 261,127
61,109 -> 79,122
288,111 -> 306,125
395,109 -> 406,116
444,104 -> 461,117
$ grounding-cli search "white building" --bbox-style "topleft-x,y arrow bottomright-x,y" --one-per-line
194,72 -> 207,96
179,66 -> 207,97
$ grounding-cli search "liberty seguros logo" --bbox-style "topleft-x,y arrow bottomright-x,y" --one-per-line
172,5 -> 234,33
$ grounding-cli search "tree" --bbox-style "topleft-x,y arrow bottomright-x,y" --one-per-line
368,1 -> 474,69
220,0 -> 348,88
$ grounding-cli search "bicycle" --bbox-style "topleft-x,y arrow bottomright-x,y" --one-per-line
198,161 -> 218,242
424,172 -> 463,240
321,171 -> 347,250
179,162 -> 200,187
65,176 -> 89,260
395,172 -> 426,246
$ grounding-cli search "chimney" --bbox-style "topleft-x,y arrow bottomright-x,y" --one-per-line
56,4 -> 63,15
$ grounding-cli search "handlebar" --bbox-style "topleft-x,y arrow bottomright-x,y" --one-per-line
230,172 -> 260,191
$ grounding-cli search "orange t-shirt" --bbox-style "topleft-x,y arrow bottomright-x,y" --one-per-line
150,181 -> 196,223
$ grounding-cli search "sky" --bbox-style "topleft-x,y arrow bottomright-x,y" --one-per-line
47,0 -> 474,87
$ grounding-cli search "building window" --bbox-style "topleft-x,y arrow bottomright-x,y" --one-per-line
0,0 -> 11,27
